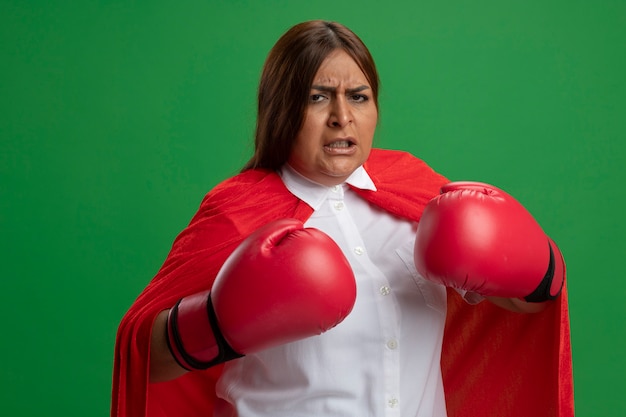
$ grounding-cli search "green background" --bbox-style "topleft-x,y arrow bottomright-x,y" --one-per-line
2,0 -> 624,415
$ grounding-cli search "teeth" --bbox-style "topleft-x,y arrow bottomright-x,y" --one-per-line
327,141 -> 351,148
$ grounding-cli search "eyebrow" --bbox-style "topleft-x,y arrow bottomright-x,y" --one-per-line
311,85 -> 370,94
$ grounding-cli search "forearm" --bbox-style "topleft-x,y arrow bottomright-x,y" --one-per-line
149,310 -> 188,383
486,296 -> 548,313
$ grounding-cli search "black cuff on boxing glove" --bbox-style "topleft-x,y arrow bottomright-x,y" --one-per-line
165,292 -> 243,371
524,239 -> 565,303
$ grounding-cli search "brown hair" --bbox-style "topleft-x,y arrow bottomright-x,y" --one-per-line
242,20 -> 380,171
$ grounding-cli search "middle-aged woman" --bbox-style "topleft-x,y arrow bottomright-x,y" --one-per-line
112,20 -> 573,417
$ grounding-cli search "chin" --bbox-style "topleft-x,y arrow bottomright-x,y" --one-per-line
323,169 -> 356,183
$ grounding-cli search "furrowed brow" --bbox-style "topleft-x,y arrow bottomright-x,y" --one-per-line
311,85 -> 370,94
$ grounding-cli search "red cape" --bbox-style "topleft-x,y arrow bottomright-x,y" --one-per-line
111,148 -> 574,416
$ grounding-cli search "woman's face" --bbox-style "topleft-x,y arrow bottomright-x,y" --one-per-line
287,49 -> 378,186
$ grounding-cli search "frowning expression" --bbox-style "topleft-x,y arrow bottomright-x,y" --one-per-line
287,49 -> 378,186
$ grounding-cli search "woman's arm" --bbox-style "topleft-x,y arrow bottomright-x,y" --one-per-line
149,310 -> 188,383
487,297 -> 548,313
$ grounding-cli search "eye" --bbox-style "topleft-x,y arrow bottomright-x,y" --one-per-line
310,94 -> 327,103
350,94 -> 369,103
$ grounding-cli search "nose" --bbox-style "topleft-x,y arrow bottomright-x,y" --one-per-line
328,97 -> 352,128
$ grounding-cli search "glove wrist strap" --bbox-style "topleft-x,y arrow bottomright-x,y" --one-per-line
524,238 -> 565,303
166,291 -> 242,370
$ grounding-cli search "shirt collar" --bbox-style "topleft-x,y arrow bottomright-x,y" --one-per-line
279,164 -> 377,211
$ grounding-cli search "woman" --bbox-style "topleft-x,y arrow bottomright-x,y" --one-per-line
112,20 -> 573,417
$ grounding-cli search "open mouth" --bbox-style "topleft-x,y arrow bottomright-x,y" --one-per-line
325,139 -> 355,150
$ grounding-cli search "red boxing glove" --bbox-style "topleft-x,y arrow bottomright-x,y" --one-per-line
166,218 -> 357,370
414,182 -> 565,302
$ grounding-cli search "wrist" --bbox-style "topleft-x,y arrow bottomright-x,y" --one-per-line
166,290 -> 242,370
524,238 -> 565,303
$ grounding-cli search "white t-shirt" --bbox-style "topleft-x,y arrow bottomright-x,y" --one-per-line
215,165 -> 450,417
